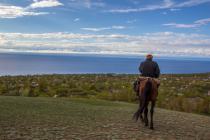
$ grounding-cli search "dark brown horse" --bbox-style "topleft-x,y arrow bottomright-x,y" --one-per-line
133,77 -> 159,129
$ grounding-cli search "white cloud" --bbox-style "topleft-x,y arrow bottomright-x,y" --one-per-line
106,0 -> 173,13
0,5 -> 48,18
195,18 -> 210,25
90,1 -> 106,8
162,11 -> 167,15
0,0 -> 63,19
68,0 -> 106,9
81,27 -> 110,32
74,18 -> 80,22
163,18 -> 210,28
0,35 -> 7,45
81,26 -> 126,32
163,23 -> 198,28
112,26 -> 126,29
169,8 -> 180,11
175,0 -> 210,8
106,0 -> 210,13
127,19 -> 137,24
0,32 -> 210,57
29,0 -> 63,9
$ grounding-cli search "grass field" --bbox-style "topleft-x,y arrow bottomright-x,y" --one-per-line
0,96 -> 210,139
1,73 -> 210,115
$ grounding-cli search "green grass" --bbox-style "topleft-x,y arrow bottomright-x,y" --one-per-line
0,96 -> 136,139
0,73 -> 210,115
0,96 -> 135,127
1,96 -> 210,139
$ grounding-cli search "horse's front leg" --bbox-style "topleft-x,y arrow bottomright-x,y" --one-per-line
150,101 -> 155,129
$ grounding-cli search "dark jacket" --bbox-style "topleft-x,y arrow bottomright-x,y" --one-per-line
139,59 -> 160,78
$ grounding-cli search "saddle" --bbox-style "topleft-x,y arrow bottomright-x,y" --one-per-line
133,76 -> 160,97
138,76 -> 160,86
138,77 -> 160,100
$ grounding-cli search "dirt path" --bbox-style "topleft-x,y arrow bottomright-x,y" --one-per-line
0,97 -> 210,140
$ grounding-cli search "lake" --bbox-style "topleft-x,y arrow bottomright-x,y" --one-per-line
0,53 -> 210,75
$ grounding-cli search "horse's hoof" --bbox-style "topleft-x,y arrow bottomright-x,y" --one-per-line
150,126 -> 154,130
140,116 -> 144,123
132,116 -> 138,122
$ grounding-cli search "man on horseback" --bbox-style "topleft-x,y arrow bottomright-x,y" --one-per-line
139,54 -> 160,78
133,54 -> 160,129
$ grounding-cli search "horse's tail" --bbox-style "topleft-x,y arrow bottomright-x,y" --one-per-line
144,78 -> 152,97
133,78 -> 152,121
141,78 -> 152,108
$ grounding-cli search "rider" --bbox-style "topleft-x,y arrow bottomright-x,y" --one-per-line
139,54 -> 160,78
134,54 -> 160,96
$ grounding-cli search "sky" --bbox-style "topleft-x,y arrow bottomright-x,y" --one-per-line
0,0 -> 210,58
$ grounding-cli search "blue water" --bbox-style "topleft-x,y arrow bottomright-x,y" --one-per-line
0,53 -> 210,75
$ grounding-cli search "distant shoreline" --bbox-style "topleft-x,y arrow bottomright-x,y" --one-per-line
1,72 -> 210,77
0,52 -> 210,61
0,53 -> 210,75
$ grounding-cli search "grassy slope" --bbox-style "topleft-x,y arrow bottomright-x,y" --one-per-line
0,73 -> 210,115
0,96 -> 210,139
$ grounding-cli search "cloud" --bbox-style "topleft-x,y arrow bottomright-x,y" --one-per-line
0,35 -> 7,45
81,26 -> 126,32
106,0 -> 173,13
0,5 -> 48,18
112,26 -> 126,29
163,18 -> 210,28
29,0 -> 63,9
0,0 -> 63,19
169,8 -> 180,11
74,18 -> 80,22
81,27 -> 110,32
68,0 -> 106,9
175,0 -> 210,8
0,32 -> 210,57
106,0 -> 210,13
127,19 -> 137,24
163,23 -> 198,28
195,18 -> 210,25
89,1 -> 106,8
162,11 -> 167,15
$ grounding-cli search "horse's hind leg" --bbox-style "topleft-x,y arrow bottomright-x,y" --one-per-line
133,95 -> 144,122
150,101 -> 155,129
144,102 -> 149,126
133,100 -> 142,121
139,99 -> 144,122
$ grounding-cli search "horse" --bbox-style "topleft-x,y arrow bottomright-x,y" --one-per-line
133,77 -> 159,129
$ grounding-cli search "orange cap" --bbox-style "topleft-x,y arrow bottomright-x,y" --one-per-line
146,54 -> 153,59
